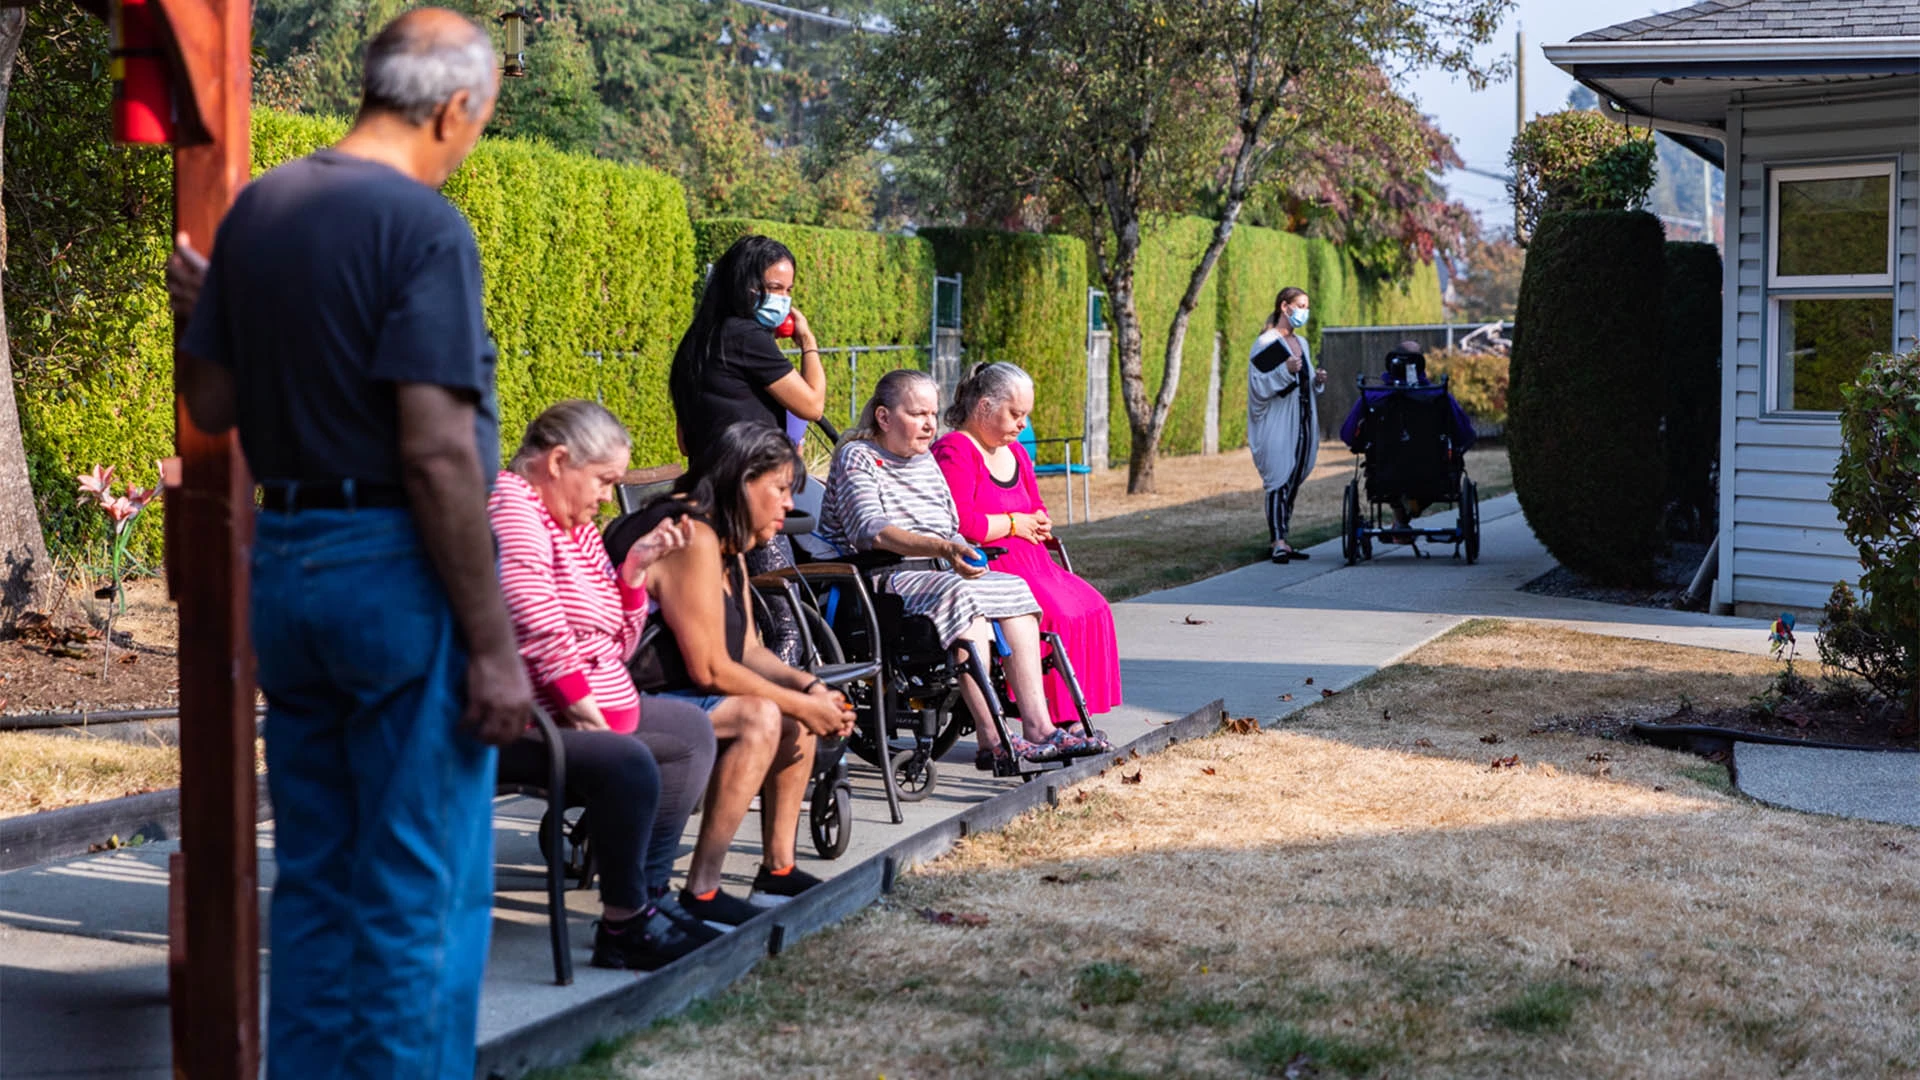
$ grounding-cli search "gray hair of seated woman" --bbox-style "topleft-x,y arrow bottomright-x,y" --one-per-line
943,361 -> 1034,430
843,368 -> 938,445
509,399 -> 631,473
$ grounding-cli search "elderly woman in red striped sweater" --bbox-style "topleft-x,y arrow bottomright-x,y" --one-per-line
487,399 -> 720,970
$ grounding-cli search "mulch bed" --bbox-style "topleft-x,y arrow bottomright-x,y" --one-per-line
1519,541 -> 1711,611
0,614 -> 179,716
1531,680 -> 1916,754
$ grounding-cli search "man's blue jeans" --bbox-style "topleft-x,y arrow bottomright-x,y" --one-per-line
252,508 -> 496,1080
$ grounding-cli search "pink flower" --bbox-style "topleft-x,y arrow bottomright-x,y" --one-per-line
76,465 -> 116,506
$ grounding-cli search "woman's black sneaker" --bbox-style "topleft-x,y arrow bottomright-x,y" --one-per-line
678,886 -> 762,928
748,864 -> 824,907
590,905 -> 718,971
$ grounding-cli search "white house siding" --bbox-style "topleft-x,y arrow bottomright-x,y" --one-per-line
1716,84 -> 1920,616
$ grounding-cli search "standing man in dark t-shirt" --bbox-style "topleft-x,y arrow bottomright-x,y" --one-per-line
170,10 -> 527,1079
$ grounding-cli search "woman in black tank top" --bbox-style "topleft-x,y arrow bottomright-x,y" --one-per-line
604,421 -> 855,925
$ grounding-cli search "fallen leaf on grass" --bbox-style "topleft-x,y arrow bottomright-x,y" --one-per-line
1653,785 -> 1667,792
1122,770 -> 1143,784
1182,614 -> 1209,625
1489,755 -> 1519,770
1129,748 -> 1140,760
1480,732 -> 1504,744
1320,688 -> 1336,698
1880,839 -> 1907,853
118,652 -> 138,665
1414,738 -> 1435,748
1200,766 -> 1217,776
1382,708 -> 1392,721
1587,751 -> 1613,763
1567,956 -> 1595,972
1073,790 -> 1089,804
1219,716 -> 1260,735
917,908 -> 989,928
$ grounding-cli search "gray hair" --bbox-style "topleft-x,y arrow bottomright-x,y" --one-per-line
944,361 -> 1034,429
361,11 -> 496,125
510,400 -> 631,473
843,369 -> 938,445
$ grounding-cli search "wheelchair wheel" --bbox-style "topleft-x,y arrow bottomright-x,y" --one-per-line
810,781 -> 852,860
890,747 -> 938,802
1341,480 -> 1360,565
1461,479 -> 1480,565
930,705 -> 970,760
801,603 -> 844,666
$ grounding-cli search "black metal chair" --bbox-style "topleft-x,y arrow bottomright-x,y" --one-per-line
493,707 -> 575,986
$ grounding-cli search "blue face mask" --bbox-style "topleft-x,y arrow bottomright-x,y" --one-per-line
754,293 -> 793,329
1288,306 -> 1310,329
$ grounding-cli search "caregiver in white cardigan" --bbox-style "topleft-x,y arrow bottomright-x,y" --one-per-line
1247,286 -> 1327,563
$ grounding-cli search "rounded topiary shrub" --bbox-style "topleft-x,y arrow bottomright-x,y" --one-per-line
1820,346 -> 1920,731
1662,241 -> 1722,541
1508,209 -> 1667,585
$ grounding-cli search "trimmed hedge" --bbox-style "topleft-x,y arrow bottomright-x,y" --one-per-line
1509,210 -> 1668,585
1360,260 -> 1445,327
1216,225 -> 1314,450
10,104 -> 695,563
1662,242 -> 1722,541
920,228 -> 1088,442
691,218 -> 934,426
1098,216 -> 1221,464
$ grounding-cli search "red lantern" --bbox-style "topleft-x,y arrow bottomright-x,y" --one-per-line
111,0 -> 174,144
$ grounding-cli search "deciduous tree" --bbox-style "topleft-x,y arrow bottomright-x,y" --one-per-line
835,0 -> 1505,492
0,5 -> 52,622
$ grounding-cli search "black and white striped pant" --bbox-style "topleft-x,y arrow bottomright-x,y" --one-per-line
1265,484 -> 1299,545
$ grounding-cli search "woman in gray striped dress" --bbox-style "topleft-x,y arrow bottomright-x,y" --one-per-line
818,370 -> 1105,767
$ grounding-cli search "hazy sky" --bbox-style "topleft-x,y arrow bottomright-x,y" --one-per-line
1400,1 -> 1674,228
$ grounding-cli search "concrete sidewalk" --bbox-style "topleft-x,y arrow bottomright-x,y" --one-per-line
1734,743 -> 1920,828
0,492 -> 1775,1079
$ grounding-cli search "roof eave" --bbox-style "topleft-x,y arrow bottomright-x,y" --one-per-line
1545,36 -> 1920,67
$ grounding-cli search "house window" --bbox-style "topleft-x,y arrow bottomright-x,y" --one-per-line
1767,163 -> 1896,414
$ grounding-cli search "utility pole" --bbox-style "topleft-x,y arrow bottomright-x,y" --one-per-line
1514,27 -> 1526,238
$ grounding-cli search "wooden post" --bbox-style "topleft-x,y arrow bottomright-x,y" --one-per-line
153,0 -> 257,1075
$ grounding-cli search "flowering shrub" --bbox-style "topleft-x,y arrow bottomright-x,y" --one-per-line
1819,347 -> 1920,730
1425,348 -> 1509,427
1508,110 -> 1657,245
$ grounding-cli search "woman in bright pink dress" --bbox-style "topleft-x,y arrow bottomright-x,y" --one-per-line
931,362 -> 1123,721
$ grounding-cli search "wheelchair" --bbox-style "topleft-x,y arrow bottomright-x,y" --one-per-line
765,471 -> 1103,817
1339,355 -> 1481,566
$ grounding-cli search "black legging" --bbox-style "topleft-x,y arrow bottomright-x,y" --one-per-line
629,693 -> 717,895
496,694 -> 715,908
498,728 -> 660,911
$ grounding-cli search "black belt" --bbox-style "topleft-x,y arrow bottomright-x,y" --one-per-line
259,480 -> 409,512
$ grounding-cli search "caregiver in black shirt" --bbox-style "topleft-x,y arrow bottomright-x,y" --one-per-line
668,234 -> 827,665
669,234 -> 827,453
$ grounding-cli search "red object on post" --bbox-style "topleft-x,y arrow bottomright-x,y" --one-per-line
111,0 -> 175,144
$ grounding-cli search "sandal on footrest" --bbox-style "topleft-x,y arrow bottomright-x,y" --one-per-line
1008,735 -> 1063,763
1043,727 -> 1109,758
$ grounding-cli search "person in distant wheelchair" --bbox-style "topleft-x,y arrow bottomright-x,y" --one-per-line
488,400 -> 720,970
604,422 -> 855,928
1338,340 -> 1477,541
931,362 -> 1123,724
818,369 -> 1104,769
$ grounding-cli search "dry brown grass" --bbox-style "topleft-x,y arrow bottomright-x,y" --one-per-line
555,621 -> 1920,1080
0,731 -> 184,817
1054,445 -> 1511,600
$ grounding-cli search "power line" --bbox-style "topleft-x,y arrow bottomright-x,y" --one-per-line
723,0 -> 869,31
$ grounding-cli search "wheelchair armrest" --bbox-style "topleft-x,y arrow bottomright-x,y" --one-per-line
977,545 -> 1008,561
809,660 -> 882,688
1043,536 -> 1074,575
